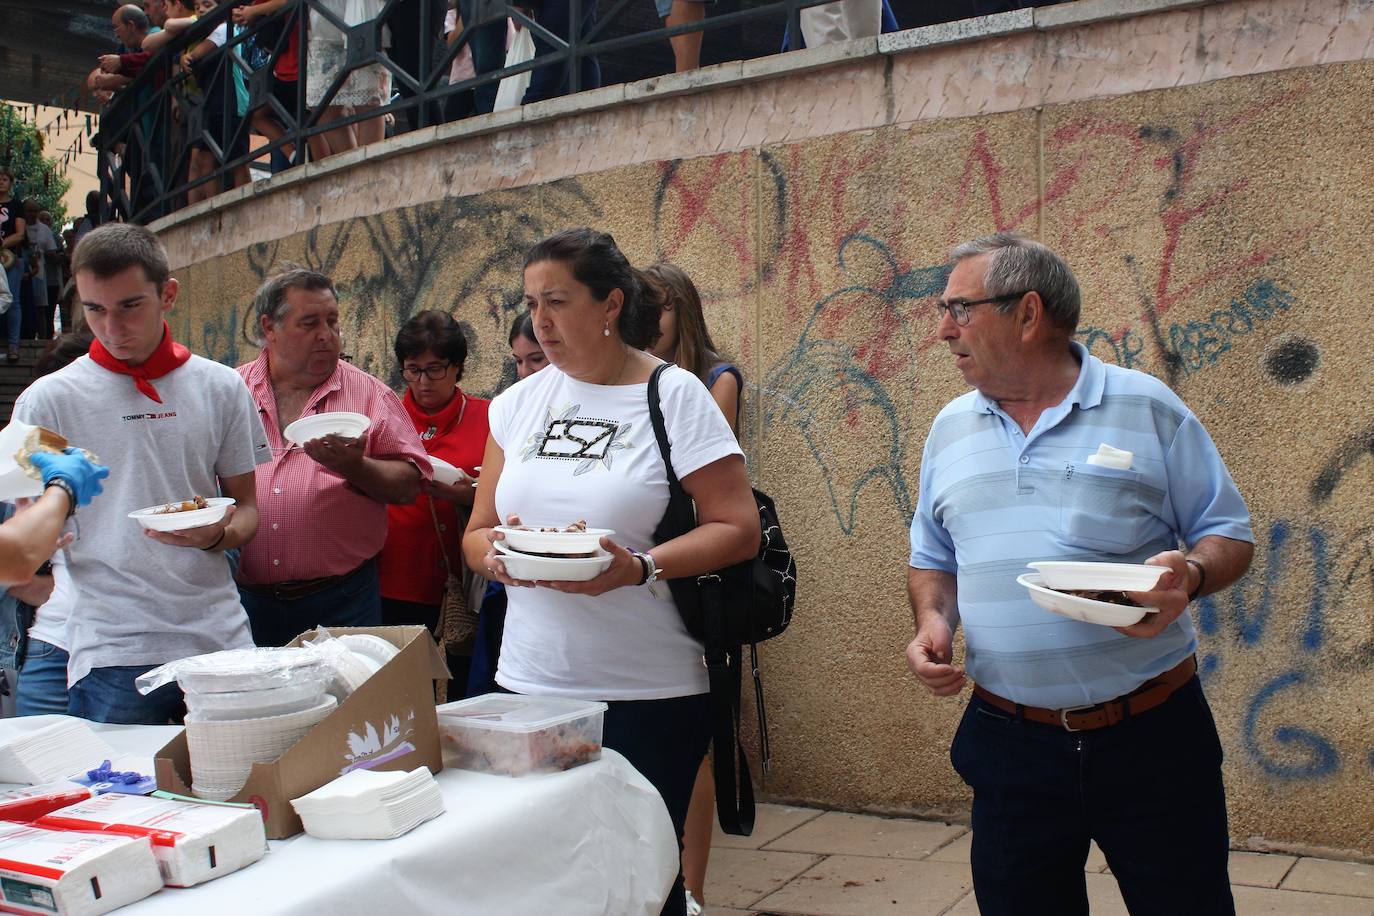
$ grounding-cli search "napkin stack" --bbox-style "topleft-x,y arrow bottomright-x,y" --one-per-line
0,821 -> 163,916
36,793 -> 268,888
290,767 -> 444,840
0,721 -> 117,784
0,784 -> 96,822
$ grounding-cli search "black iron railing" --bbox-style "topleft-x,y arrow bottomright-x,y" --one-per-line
97,0 -> 845,224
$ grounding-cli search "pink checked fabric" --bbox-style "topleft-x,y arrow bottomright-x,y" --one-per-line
237,353 -> 432,584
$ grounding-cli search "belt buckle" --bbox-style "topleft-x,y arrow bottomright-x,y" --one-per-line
1059,703 -> 1098,732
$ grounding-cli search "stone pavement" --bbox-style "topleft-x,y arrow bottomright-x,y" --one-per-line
705,805 -> 1374,915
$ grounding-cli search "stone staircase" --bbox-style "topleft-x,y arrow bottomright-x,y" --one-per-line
0,341 -> 47,425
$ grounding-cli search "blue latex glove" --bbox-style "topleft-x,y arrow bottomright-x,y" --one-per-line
30,447 -> 110,507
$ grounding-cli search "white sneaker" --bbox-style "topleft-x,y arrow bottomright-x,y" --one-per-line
684,890 -> 703,916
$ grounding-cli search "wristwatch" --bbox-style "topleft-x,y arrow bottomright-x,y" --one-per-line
1186,558 -> 1207,602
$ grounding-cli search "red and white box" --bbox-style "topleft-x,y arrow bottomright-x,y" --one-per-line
0,821 -> 162,915
35,794 -> 266,888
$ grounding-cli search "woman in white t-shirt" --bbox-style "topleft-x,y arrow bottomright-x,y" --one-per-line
462,228 -> 758,916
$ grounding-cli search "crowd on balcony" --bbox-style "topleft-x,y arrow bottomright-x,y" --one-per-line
84,0 -> 1054,222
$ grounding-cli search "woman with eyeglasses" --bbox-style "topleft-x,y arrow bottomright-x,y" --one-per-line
377,310 -> 490,686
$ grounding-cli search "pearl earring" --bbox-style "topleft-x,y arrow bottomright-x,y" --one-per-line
603,323 -> 610,337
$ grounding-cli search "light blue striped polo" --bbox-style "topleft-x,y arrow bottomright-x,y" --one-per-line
909,342 -> 1252,708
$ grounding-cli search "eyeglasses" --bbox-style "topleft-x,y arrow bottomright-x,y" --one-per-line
401,362 -> 452,381
935,291 -> 1033,326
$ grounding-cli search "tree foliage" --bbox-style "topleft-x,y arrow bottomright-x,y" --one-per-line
0,103 -> 73,227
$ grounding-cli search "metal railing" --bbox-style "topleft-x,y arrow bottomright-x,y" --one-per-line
97,0 -> 844,224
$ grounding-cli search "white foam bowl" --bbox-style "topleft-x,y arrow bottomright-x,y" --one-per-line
428,457 -> 469,486
1026,561 -> 1166,592
493,542 -> 613,582
129,497 -> 235,532
1017,573 -> 1158,627
493,525 -> 614,556
283,411 -> 371,445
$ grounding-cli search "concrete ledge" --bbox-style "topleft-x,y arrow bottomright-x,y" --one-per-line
739,35 -> 880,81
623,59 -> 746,103
1035,0 -> 1215,29
522,83 -> 628,122
878,9 -> 1034,54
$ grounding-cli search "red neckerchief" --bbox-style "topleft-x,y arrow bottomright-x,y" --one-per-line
88,321 -> 191,404
403,387 -> 467,442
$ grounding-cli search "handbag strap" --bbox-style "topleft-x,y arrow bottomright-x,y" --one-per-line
648,362 -> 756,836
427,496 -> 455,578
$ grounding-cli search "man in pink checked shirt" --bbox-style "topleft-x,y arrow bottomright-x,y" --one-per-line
236,266 -> 432,646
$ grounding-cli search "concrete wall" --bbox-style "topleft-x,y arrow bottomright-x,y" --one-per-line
155,0 -> 1374,857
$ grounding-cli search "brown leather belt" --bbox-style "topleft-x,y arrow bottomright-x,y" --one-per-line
972,655 -> 1197,732
238,564 -> 364,602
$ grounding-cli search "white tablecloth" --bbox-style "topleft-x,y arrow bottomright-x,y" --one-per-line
46,722 -> 678,915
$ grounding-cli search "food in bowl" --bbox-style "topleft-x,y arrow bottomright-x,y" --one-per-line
510,520 -> 588,534
494,522 -> 614,558
153,496 -> 210,514
1056,589 -> 1141,607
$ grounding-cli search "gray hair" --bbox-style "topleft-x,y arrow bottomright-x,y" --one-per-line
252,265 -> 336,345
949,232 -> 1081,332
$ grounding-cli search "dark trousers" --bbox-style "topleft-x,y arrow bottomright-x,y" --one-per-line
523,0 -> 601,105
464,582 -> 506,698
380,595 -> 471,693
951,677 -> 1234,916
456,0 -> 509,115
239,559 -> 382,647
602,693 -> 711,916
385,0 -> 449,130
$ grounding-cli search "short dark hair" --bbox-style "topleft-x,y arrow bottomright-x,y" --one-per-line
394,310 -> 468,380
252,264 -> 335,344
524,228 -> 660,349
71,223 -> 170,289
508,311 -> 535,348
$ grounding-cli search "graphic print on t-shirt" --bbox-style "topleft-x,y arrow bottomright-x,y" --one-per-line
520,401 -> 635,475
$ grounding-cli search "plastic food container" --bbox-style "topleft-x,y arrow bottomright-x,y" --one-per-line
436,694 -> 608,776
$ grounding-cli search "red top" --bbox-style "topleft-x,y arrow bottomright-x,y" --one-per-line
378,388 -> 490,605
236,353 -> 432,585
253,0 -> 301,82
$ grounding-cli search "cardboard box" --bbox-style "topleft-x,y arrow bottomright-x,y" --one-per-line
155,626 -> 450,839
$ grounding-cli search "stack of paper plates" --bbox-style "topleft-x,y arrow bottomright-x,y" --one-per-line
290,767 -> 444,840
186,697 -> 338,801
0,719 -> 118,784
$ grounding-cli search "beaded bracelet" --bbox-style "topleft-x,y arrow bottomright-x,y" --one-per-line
45,479 -> 78,519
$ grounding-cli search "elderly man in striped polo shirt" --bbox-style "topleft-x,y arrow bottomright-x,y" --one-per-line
907,232 -> 1254,915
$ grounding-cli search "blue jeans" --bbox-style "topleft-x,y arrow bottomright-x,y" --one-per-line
68,664 -> 187,725
602,693 -> 711,916
238,559 -> 382,647
951,676 -> 1234,915
16,638 -> 69,716
464,582 -> 506,698
4,263 -> 23,349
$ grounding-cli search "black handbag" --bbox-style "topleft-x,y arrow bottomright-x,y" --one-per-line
647,364 -> 798,835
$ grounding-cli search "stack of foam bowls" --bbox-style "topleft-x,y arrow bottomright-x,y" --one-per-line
173,649 -> 334,801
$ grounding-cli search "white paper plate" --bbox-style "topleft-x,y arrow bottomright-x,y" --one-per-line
0,422 -> 46,500
1017,573 -> 1158,627
283,411 -> 371,445
493,543 -> 613,581
1026,561 -> 1166,592
128,497 -> 234,532
493,525 -> 614,556
428,457 -> 469,486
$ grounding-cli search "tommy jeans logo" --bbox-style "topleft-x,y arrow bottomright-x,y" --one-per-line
121,411 -> 178,421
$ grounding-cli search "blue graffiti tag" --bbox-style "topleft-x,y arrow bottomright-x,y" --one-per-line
1242,670 -> 1340,779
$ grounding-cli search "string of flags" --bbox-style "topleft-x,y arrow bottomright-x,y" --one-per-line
4,92 -> 99,183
